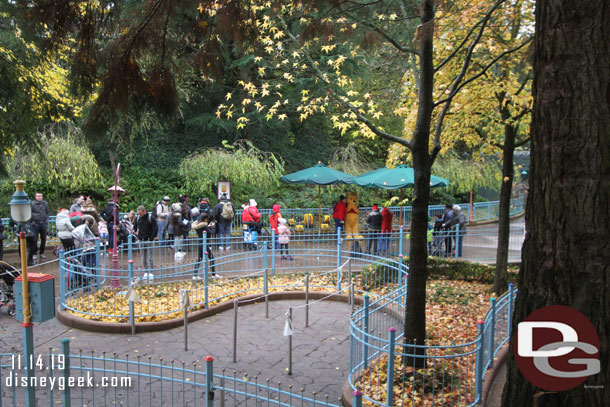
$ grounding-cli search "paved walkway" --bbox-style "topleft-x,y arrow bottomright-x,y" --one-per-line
1,299 -> 367,404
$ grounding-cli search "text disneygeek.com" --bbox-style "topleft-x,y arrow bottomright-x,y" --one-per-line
5,372 -> 132,390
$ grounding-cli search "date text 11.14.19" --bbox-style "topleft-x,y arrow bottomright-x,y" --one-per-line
11,354 -> 65,370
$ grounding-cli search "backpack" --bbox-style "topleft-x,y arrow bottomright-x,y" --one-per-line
151,201 -> 162,220
220,202 -> 234,220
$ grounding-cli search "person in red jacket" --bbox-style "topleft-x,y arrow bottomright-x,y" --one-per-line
242,199 -> 262,225
332,195 -> 347,234
269,204 -> 282,248
379,206 -> 393,254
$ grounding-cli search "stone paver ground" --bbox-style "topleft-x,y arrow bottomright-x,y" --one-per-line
1,299 -> 361,405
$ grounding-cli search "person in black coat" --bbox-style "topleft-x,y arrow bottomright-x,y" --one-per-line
441,204 -> 455,256
191,212 -> 217,278
134,206 -> 158,270
366,204 -> 383,254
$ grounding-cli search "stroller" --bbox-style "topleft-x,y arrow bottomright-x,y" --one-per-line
0,260 -> 21,316
68,225 -> 98,291
117,218 -> 138,247
243,223 -> 272,251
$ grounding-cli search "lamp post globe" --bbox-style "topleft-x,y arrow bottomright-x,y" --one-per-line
9,177 -> 36,405
9,178 -> 31,225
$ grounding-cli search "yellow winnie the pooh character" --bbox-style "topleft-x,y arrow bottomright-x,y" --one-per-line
345,192 -> 359,238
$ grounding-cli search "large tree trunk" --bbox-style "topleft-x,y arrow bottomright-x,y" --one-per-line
403,0 -> 435,365
501,0 -> 609,405
493,118 -> 516,295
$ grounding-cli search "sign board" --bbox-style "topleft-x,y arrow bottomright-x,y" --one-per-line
217,181 -> 231,200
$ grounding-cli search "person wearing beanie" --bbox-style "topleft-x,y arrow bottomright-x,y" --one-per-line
277,217 -> 293,260
366,204 -> 383,254
241,198 -> 261,224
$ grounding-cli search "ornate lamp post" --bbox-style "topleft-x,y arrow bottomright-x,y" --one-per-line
9,178 -> 36,406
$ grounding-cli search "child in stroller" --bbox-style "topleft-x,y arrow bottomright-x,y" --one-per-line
0,260 -> 20,316
116,217 -> 138,247
243,223 -> 272,251
68,222 -> 98,291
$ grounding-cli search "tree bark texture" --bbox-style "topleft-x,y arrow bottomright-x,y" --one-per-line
493,112 -> 516,295
404,0 -> 435,365
502,0 -> 610,405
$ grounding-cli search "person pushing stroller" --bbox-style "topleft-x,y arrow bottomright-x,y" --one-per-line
242,199 -> 262,250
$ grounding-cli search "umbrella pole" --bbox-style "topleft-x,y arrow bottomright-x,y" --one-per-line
400,188 -> 403,226
318,186 -> 321,229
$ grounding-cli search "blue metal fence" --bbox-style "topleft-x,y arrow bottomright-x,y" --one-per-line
0,341 -> 342,407
3,230 -> 517,406
0,198 -> 524,249
348,280 -> 517,407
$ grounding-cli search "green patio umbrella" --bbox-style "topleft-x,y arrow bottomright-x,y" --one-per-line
281,162 -> 355,227
352,164 -> 449,225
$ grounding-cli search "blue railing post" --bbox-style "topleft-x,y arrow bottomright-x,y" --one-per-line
204,252 -> 209,309
489,298 -> 496,367
352,390 -> 363,407
363,295 -> 370,370
202,231 -> 207,271
263,244 -> 268,272
59,250 -> 65,311
507,283 -> 515,337
205,355 -> 215,407
386,327 -> 396,406
337,227 -> 342,292
271,230 -> 276,275
398,226 -> 404,256
95,238 -> 101,288
397,254 -> 404,286
128,257 -> 134,328
128,233 -> 133,264
61,338 -> 71,407
455,224 -> 459,259
263,266 -> 268,300
475,320 -> 484,402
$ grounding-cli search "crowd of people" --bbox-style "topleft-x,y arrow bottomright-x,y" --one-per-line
1,188 -> 469,269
